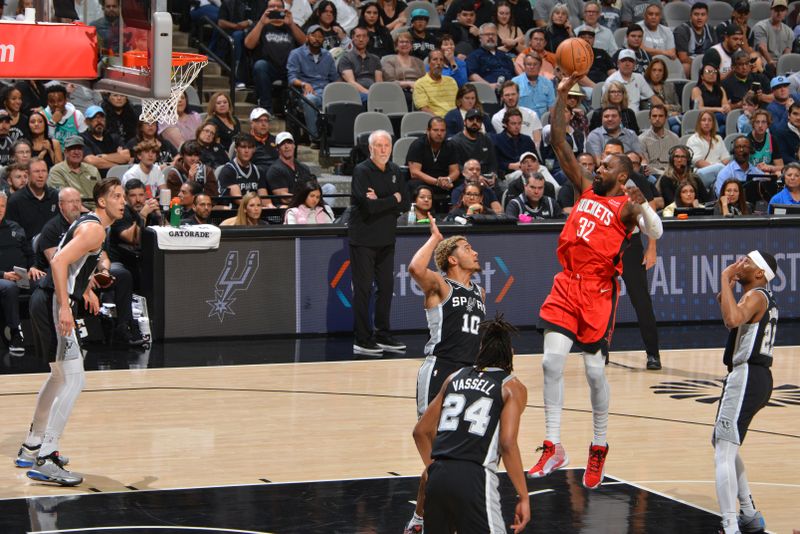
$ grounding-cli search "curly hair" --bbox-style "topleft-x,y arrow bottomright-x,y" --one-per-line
434,235 -> 467,272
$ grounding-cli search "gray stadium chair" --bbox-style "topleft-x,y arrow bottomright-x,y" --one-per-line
391,26 -> 409,38
323,82 -> 362,108
653,54 -> 687,81
472,81 -> 498,105
353,112 -> 393,145
681,109 -> 701,136
682,81 -> 697,113
592,81 -> 605,109
690,55 -> 705,82
401,111 -> 435,138
613,27 -> 626,48
708,1 -> 733,26
540,111 -> 550,127
679,133 -> 693,145
404,1 -> 440,28
665,1 -> 691,26
777,53 -> 800,75
724,132 -> 743,153
107,164 -> 133,180
367,82 -> 408,118
726,109 -> 743,136
185,86 -> 202,110
749,2 -> 771,26
393,136 -> 417,166
323,83 -> 363,155
636,109 -> 651,130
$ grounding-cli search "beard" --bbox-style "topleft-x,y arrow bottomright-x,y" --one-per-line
592,178 -> 611,195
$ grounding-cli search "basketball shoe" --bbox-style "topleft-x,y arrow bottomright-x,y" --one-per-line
582,443 -> 609,489
26,452 -> 82,486
738,510 -> 765,533
403,521 -> 423,534
527,440 -> 569,478
15,444 -> 69,468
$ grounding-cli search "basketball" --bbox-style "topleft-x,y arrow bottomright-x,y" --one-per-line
555,37 -> 594,77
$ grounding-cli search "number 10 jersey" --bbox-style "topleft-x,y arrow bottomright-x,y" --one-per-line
424,278 -> 486,366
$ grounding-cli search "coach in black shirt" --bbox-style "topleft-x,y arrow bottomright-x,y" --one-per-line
348,129 -> 408,355
6,159 -> 58,243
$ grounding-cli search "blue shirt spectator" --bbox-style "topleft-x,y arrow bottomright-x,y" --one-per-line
287,27 -> 338,140
714,158 -> 761,196
466,26 -> 516,84
434,58 -> 469,88
512,72 -> 555,119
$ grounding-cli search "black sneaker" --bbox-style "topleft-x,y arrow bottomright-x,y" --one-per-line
9,327 -> 25,356
375,334 -> 406,352
353,339 -> 383,355
646,354 -> 662,370
113,325 -> 147,348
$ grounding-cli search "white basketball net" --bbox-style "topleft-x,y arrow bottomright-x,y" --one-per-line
139,58 -> 208,125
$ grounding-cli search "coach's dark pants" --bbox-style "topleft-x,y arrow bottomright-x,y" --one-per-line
622,234 -> 660,357
349,243 -> 395,344
0,279 -> 21,330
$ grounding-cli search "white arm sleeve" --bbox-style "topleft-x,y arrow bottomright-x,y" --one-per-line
637,201 -> 663,239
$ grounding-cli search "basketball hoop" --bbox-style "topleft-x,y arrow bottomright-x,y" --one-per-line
123,51 -> 208,125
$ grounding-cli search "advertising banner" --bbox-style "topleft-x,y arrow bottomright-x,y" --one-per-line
0,23 -> 98,79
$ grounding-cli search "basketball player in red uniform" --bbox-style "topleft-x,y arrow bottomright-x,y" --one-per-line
527,73 -> 664,489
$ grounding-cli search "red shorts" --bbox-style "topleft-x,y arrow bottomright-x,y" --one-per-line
538,271 -> 619,353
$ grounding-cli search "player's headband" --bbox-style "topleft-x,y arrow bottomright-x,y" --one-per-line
747,251 -> 775,282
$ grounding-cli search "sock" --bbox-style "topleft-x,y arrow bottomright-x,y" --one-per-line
542,332 -> 572,444
39,358 -> 85,458
407,512 -> 423,526
27,362 -> 65,448
584,351 -> 609,446
715,439 -> 739,531
721,515 -> 738,534
735,453 -> 756,516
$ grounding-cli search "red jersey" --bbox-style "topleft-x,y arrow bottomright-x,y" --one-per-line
557,189 -> 632,278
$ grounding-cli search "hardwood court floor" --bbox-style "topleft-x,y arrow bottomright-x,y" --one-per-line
1,347 -> 798,533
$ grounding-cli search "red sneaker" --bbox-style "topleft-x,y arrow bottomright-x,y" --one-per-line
527,440 -> 569,478
582,443 -> 609,489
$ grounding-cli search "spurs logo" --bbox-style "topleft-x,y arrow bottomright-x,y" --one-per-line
207,251 -> 260,322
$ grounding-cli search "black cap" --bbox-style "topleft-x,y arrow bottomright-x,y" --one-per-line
465,108 -> 483,120
725,23 -> 744,36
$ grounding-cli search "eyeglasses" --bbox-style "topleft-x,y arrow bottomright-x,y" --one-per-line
749,57 -> 759,63
608,89 -> 623,94
703,68 -> 717,74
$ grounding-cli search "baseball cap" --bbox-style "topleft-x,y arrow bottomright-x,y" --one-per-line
64,135 -> 85,149
249,107 -> 270,121
618,49 -> 636,62
410,8 -> 430,20
306,24 -> 324,35
0,109 -> 10,121
577,28 -> 595,36
276,132 -> 295,145
733,1 -> 750,12
85,105 -> 105,119
465,108 -> 483,120
519,151 -> 538,163
772,0 -> 788,8
771,75 -> 790,89
568,84 -> 585,97
724,24 -> 744,36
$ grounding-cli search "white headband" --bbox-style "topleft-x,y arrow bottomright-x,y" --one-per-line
747,251 -> 776,282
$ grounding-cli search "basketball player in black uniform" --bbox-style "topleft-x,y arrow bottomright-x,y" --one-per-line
714,251 -> 778,534
15,178 -> 126,486
405,219 -> 485,534
413,315 -> 530,534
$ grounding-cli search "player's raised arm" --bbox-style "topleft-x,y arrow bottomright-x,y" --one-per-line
408,219 -> 450,305
719,258 -> 768,329
551,73 -> 593,194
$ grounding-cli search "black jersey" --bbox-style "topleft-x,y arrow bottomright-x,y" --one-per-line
723,287 -> 778,371
431,366 -> 510,471
40,213 -> 104,299
424,278 -> 486,365
217,160 -> 266,197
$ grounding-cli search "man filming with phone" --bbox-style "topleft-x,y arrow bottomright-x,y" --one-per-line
722,50 -> 773,109
245,0 -> 307,113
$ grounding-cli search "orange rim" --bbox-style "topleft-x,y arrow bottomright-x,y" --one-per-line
123,50 -> 208,69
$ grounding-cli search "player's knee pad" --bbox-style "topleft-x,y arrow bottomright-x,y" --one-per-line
583,352 -> 606,387
542,352 -> 566,380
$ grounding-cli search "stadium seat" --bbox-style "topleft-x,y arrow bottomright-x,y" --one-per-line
708,2 -> 733,27
613,27 -> 626,48
653,54 -> 687,81
401,111 -> 435,138
749,2 -> 771,26
724,132 -> 742,153
472,81 -> 500,116
367,82 -> 407,118
777,53 -> 800,75
107,164 -> 133,180
726,109 -> 743,136
393,137 -> 417,166
681,109 -> 701,136
323,82 -> 362,108
592,81 -> 605,109
682,81 -> 697,112
322,84 -> 363,156
665,2 -> 691,27
353,111 -> 393,146
690,55 -> 704,83
636,109 -> 651,130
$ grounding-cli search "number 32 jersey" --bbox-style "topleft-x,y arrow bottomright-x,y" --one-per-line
558,189 -> 631,278
424,278 -> 486,366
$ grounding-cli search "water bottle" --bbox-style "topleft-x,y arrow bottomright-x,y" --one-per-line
407,203 -> 416,224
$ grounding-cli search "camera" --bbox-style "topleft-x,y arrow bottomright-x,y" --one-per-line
267,10 -> 285,19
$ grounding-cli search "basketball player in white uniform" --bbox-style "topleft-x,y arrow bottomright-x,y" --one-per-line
714,251 -> 778,534
404,219 -> 485,534
15,177 -> 127,486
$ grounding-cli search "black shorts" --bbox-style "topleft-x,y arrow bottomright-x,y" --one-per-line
416,356 -> 469,417
424,459 -> 505,534
714,364 -> 773,445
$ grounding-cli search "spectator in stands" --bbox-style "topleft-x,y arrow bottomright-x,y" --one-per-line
543,4 -> 572,53
2,86 -> 28,142
451,109 -> 498,174
687,110 -> 731,188
407,117 -> 460,211
656,145 -> 711,206
590,81 -> 640,134
403,184 -> 437,224
221,191 -> 268,226
90,0 -> 121,54
620,0 -> 660,27
606,49 -> 659,112
467,23 -> 516,87
555,153 -> 595,212
716,2 -> 754,54
662,180 -> 703,217
722,51 -> 772,111
585,107 -> 643,161
382,32 -> 426,107
753,0 -> 793,77
15,80 -> 47,115
0,111 -> 12,168
505,0 -> 534,33
181,193 -> 214,225
28,111 -> 62,169
505,172 -> 561,220
768,162 -> 800,208
0,190 -> 33,355
512,54 -> 555,119
2,163 -> 28,196
165,140 -> 219,198
766,75 -> 797,127
218,133 -> 270,206
575,1 -> 618,56
159,92 -> 202,150
714,177 -> 750,215
445,2 -> 481,54
206,92 -> 241,150
7,140 -> 32,172
444,0 -> 494,35
515,28 -> 557,79
638,3 -> 676,61
438,34 -> 469,88
43,84 -> 87,150
541,99 -> 585,176
284,180 -> 335,224
613,25 -> 651,75
121,140 -> 167,197
177,181 -> 203,219
248,108 -> 279,177
413,49 -> 459,117
408,8 -> 438,61
445,181 -> 487,220
748,109 -> 784,175
445,84 -> 492,136
714,136 -> 760,195
580,29 -> 616,85
302,1 -> 348,51
125,120 -> 178,167
288,24 -> 338,143
691,63 -> 731,135
599,0 -> 621,32
704,25 -> 743,80
450,159 -> 503,212
81,105 -> 131,177
359,3 -> 394,58
48,136 -> 101,209
674,2 -> 717,78
738,92 -> 758,134
638,105 -> 680,177
102,93 -> 138,144
644,59 -> 682,135
6,158 -> 58,242
491,108 -> 538,176
338,26 -> 383,104
504,149 -> 559,194
217,0 -> 257,88
492,81 -> 543,146
495,1 -> 525,54
195,120 -> 230,170
377,0 -> 408,31
267,132 -> 315,206
245,0 -> 306,112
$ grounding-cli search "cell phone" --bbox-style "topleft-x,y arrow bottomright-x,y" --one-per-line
267,10 -> 285,19
752,82 -> 761,91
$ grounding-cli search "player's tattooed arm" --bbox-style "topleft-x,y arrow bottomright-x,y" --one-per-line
551,73 -> 592,193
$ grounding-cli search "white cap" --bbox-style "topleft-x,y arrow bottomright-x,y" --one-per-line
618,49 -> 636,62
276,132 -> 295,145
249,107 -> 270,121
518,151 -> 538,163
